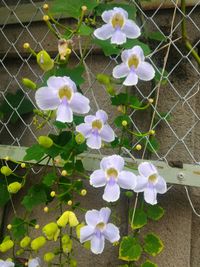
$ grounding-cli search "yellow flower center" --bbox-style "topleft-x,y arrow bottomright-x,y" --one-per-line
111,13 -> 124,29
96,222 -> 105,230
148,174 -> 157,183
128,55 -> 139,69
106,168 -> 118,179
92,120 -> 103,130
58,86 -> 72,101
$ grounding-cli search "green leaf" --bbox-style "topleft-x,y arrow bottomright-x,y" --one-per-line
111,93 -> 141,107
154,68 -> 168,85
123,40 -> 151,56
0,90 -> 34,124
43,173 -> 57,187
96,3 -> 137,20
130,209 -> 147,229
78,24 -> 94,36
146,204 -> 165,221
147,31 -> 167,42
144,233 -> 164,256
147,136 -> 159,153
75,160 -> 84,172
119,236 -> 142,261
53,121 -> 67,129
22,185 -> 48,211
93,39 -> 120,56
23,144 -> 45,161
51,0 -> 99,18
55,65 -> 85,85
0,181 -> 10,207
11,217 -> 27,240
141,260 -> 158,267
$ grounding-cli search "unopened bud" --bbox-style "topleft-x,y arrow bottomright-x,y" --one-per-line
20,236 -> 31,248
23,43 -> 30,49
67,200 -> 73,206
96,74 -> 110,85
135,144 -> 142,151
149,129 -> 155,135
1,166 -> 12,176
148,98 -> 154,104
43,15 -> 49,22
31,236 -> 46,251
106,84 -> 116,96
0,240 -> 14,253
43,3 -> 49,10
38,135 -> 53,148
4,156 -> 10,161
122,120 -> 128,127
81,6 -> 87,11
35,224 -> 40,230
22,78 -> 37,90
36,50 -> 54,72
117,105 -> 126,114
44,252 -> 55,262
7,182 -> 22,194
61,170 -> 68,176
50,191 -> 56,197
75,133 -> 85,144
44,206 -> 49,213
21,163 -> 26,168
7,224 -> 12,230
80,189 -> 87,196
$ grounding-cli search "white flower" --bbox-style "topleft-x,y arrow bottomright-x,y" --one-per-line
76,110 -> 115,149
35,76 -> 90,123
0,260 -> 14,267
134,162 -> 167,205
94,7 -> 141,45
90,155 -> 137,202
80,207 -> 120,254
28,257 -> 41,267
113,46 -> 155,86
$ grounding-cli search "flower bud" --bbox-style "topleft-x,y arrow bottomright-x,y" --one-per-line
68,211 -> 79,227
7,224 -> 12,230
122,120 -> 128,127
75,133 -> 85,144
31,236 -> 46,251
36,50 -> 54,72
38,135 -> 53,148
62,234 -> 70,245
57,211 -> 68,228
44,206 -> 49,213
1,166 -> 12,176
117,105 -> 126,114
20,163 -> 26,168
23,43 -> 30,49
135,144 -> 142,151
4,156 -> 10,161
81,5 -> 87,11
44,252 -> 55,262
67,200 -> 72,206
16,248 -> 24,255
42,222 -> 60,241
63,239 -> 73,253
22,78 -> 37,90
50,191 -> 56,197
148,98 -> 154,104
61,170 -> 68,176
35,224 -> 40,230
43,15 -> 49,22
7,182 -> 22,194
20,236 -> 31,248
0,240 -> 14,253
96,74 -> 110,85
43,3 -> 49,10
80,189 -> 87,196
106,84 -> 116,96
149,129 -> 155,135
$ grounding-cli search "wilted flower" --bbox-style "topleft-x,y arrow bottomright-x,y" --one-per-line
57,211 -> 79,228
28,257 -> 41,267
90,155 -> 136,202
134,162 -> 167,205
113,46 -> 155,86
80,207 -> 120,254
0,260 -> 14,267
42,222 -> 60,241
35,76 -> 90,123
76,110 -> 115,149
94,7 -> 141,45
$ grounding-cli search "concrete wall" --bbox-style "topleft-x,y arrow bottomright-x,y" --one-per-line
0,4 -> 200,267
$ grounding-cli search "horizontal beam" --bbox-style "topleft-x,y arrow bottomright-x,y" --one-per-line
0,145 -> 200,187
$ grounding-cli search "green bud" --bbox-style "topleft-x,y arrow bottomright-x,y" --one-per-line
16,248 -> 24,255
1,166 -> 12,176
22,78 -> 37,90
42,222 -> 60,241
7,182 -> 22,194
70,259 -> 77,267
44,252 -> 55,262
96,73 -> 110,85
0,240 -> 14,253
106,84 -> 116,96
36,50 -> 54,72
62,239 -> 73,253
125,191 -> 134,198
62,234 -> 70,245
38,136 -> 53,148
20,236 -> 31,248
31,236 -> 46,251
75,133 -> 85,144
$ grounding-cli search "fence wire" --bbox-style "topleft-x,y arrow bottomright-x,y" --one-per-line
0,0 -> 200,169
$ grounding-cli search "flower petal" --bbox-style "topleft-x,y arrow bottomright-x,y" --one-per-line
84,115 -> 96,123
155,176 -> 167,194
0,261 -> 15,267
118,171 -> 137,189
113,7 -> 128,19
87,133 -> 102,149
100,125 -> 115,142
56,101 -> 73,123
99,207 -> 111,224
123,71 -> 138,86
134,175 -> 148,192
122,20 -> 141,39
91,235 -> 105,254
76,123 -> 92,138
112,63 -> 130,79
138,162 -> 158,178
96,110 -> 108,123
103,183 -> 120,202
103,223 -> 120,243
111,30 -> 126,45
102,10 -> 114,23
131,45 -> 145,61
121,49 -> 132,63
136,62 -> 155,81
80,225 -> 94,243
85,209 -> 100,226
47,76 -> 65,91
35,87 -> 60,110
28,258 -> 41,267
100,155 -> 125,172
70,93 -> 90,114
63,76 -> 77,92
144,187 -> 157,205
94,24 -> 115,40
90,170 -> 106,187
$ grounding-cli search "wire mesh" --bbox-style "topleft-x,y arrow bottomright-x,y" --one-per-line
0,0 -> 200,167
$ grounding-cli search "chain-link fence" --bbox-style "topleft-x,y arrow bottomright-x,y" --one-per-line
0,0 -> 200,169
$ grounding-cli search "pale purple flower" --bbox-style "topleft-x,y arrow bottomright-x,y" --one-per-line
35,76 -> 90,123
28,257 -> 41,267
113,46 -> 155,86
94,7 -> 141,45
0,260 -> 14,267
134,162 -> 167,205
76,110 -> 115,149
80,207 -> 120,254
90,155 -> 137,202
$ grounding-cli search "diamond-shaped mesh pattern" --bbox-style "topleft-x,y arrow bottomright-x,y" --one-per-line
0,0 -> 200,167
